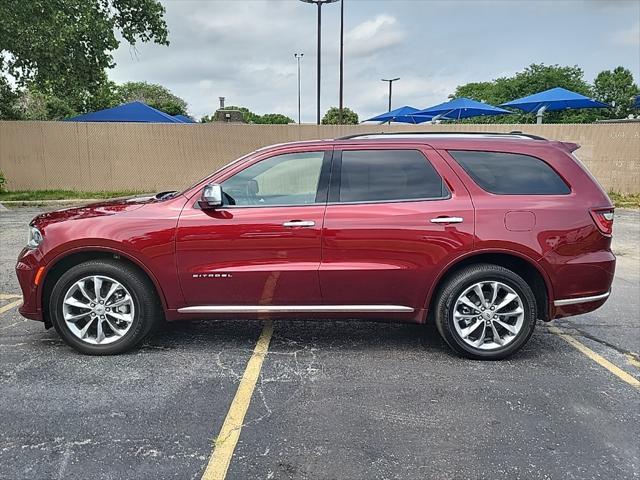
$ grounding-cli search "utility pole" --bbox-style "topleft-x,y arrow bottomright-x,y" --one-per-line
299,0 -> 339,125
381,78 -> 400,112
294,53 -> 304,124
338,0 -> 344,124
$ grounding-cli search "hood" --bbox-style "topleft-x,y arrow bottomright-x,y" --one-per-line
31,194 -> 159,228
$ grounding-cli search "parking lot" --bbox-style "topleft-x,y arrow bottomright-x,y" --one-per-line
0,205 -> 638,480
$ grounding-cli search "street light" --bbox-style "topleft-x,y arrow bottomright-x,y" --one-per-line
299,0 -> 340,125
294,53 -> 304,124
382,78 -> 400,113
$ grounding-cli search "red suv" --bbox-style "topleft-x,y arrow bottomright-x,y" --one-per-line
16,132 -> 615,359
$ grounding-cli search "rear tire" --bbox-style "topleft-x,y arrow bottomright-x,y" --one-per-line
49,259 -> 160,355
434,264 -> 537,360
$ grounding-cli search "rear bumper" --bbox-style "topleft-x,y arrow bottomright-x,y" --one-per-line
552,291 -> 610,319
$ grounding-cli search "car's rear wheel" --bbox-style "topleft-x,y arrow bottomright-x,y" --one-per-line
435,264 -> 537,360
49,259 -> 160,355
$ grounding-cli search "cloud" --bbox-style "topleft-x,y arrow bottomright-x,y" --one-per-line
345,15 -> 405,57
612,22 -> 640,46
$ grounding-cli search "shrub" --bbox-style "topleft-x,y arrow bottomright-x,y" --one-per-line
0,171 -> 6,192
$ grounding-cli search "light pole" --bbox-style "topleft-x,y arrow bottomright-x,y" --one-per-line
299,0 -> 339,125
339,0 -> 344,124
382,78 -> 400,112
294,53 -> 304,124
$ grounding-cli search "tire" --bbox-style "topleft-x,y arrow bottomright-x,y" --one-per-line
434,264 -> 537,360
49,259 -> 160,355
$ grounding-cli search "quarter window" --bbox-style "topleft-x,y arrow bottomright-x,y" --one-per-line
337,150 -> 447,203
449,150 -> 570,195
221,152 -> 325,206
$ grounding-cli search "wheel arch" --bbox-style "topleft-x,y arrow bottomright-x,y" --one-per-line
425,250 -> 553,324
40,247 -> 168,325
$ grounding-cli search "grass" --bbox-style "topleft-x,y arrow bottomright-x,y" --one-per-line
608,191 -> 640,209
0,189 -> 148,201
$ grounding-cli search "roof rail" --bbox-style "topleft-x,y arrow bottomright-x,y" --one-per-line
336,131 -> 547,141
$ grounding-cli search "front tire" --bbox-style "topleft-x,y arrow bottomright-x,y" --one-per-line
49,259 -> 160,355
434,264 -> 537,360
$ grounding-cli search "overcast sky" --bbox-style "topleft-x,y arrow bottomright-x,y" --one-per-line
110,0 -> 640,122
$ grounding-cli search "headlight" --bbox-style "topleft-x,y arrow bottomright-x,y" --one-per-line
27,226 -> 43,249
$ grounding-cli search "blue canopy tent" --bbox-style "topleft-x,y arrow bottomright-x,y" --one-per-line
173,114 -> 196,123
501,87 -> 610,124
66,101 -> 185,123
364,106 -> 433,124
411,97 -> 511,122
634,95 -> 640,109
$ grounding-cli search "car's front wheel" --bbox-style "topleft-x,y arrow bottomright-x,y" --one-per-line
435,264 -> 537,360
49,259 -> 160,355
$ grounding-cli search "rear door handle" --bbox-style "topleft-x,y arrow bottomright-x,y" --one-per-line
430,217 -> 464,224
283,220 -> 316,228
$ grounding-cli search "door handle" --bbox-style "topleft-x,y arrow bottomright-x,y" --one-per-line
430,217 -> 464,224
283,220 -> 316,228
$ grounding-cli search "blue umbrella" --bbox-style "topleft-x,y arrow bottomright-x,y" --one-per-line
66,101 -> 184,123
365,106 -> 433,124
411,97 -> 511,121
501,87 -> 610,123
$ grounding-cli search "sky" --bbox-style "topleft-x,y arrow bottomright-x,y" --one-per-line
109,0 -> 640,122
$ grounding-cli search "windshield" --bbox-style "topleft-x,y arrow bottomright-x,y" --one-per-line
177,150 -> 259,197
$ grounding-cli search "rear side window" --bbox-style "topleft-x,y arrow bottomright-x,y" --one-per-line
337,150 -> 447,203
449,150 -> 570,195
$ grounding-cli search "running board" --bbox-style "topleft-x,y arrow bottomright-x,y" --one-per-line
177,305 -> 414,314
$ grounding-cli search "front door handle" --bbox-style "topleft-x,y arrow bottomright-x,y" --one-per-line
430,216 -> 464,224
283,220 -> 316,228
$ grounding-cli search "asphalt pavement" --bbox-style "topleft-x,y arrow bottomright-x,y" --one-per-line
0,206 -> 638,480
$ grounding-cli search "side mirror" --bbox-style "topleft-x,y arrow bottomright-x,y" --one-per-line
199,183 -> 223,209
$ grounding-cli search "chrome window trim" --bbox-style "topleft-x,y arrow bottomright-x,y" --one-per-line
177,305 -> 414,314
553,291 -> 610,307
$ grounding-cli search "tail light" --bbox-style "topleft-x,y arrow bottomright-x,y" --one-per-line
590,208 -> 614,235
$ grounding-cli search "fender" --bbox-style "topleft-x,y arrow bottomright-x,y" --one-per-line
38,243 -> 171,313
422,247 -> 555,321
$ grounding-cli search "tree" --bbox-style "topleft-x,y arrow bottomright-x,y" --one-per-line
0,77 -> 20,120
593,67 -> 639,119
201,106 -> 293,124
0,0 -> 168,114
117,82 -> 188,116
257,113 -> 294,124
322,107 -> 359,125
452,64 -> 603,123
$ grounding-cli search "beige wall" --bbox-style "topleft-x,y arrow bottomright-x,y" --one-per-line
0,121 -> 638,193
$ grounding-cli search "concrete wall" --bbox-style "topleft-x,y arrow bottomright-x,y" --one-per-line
0,121 -> 638,193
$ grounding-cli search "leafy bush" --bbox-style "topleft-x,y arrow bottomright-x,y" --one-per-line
0,171 -> 7,192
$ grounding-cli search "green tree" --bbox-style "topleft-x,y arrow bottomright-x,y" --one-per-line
117,82 -> 188,116
0,77 -> 20,120
17,88 -> 76,120
0,0 -> 168,115
322,107 -> 359,125
593,67 -> 639,119
258,113 -> 294,124
452,64 -> 604,123
201,106 -> 293,124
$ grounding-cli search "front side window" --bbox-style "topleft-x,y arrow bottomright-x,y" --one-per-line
337,149 -> 447,203
221,151 -> 325,206
448,150 -> 570,195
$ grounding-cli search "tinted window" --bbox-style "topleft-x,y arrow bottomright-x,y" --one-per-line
222,152 -> 324,206
338,150 -> 446,203
449,150 -> 570,195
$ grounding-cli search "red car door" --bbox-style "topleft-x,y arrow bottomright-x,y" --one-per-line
319,145 -> 475,317
176,149 -> 331,308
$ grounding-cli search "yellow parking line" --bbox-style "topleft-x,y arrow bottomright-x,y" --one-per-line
201,321 -> 274,480
549,326 -> 639,388
0,294 -> 22,300
0,299 -> 22,315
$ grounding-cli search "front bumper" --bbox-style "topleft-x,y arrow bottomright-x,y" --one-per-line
15,248 -> 44,321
